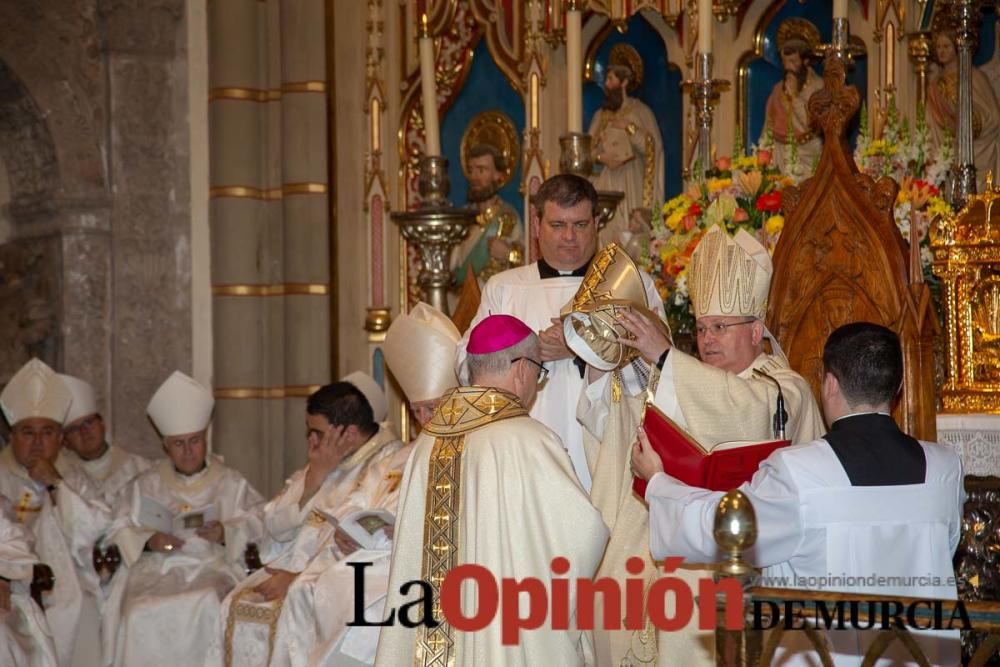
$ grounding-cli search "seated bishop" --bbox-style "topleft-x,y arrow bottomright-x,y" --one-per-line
0,358 -> 112,667
101,371 -> 265,667
375,315 -> 609,666
0,493 -> 59,667
58,374 -> 151,506
286,302 -> 463,667
222,370 -> 411,666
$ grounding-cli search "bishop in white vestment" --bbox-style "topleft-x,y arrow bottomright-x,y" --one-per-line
377,315 -> 609,666
457,174 -> 660,492
102,371 -> 264,667
221,372 -> 410,666
0,358 -> 112,667
634,323 -> 964,666
0,494 -> 59,667
609,225 -> 824,665
59,374 -> 151,506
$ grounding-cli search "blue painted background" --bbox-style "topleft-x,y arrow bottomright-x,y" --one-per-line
441,38 -> 525,219
919,1 -> 997,65
583,13 -> 684,200
744,0 -> 868,154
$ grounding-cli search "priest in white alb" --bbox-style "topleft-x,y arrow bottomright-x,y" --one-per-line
0,358 -> 111,667
0,494 -> 59,667
59,374 -> 151,505
304,302 -> 463,667
101,371 -> 265,667
222,371 -> 410,666
613,223 -> 825,665
457,174 -> 660,491
376,314 -> 608,666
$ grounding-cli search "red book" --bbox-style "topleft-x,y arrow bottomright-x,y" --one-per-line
632,403 -> 790,498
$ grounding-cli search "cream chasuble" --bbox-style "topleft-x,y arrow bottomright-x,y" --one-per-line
62,443 -> 151,506
0,495 -> 59,667
102,456 -> 264,667
0,448 -> 111,667
458,262 -> 661,492
375,387 -> 609,667
221,424 -> 409,667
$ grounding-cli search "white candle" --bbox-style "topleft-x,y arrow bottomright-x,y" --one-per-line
418,15 -> 441,156
566,7 -> 583,133
833,0 -> 848,19
698,0 -> 712,54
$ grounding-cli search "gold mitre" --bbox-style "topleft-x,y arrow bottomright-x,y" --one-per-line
1,358 -> 72,426
776,17 -> 821,54
562,243 -> 667,371
690,225 -> 772,320
384,302 -> 461,403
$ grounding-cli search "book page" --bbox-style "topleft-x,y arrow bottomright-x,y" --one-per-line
340,509 -> 395,550
137,495 -> 174,534
172,505 -> 218,535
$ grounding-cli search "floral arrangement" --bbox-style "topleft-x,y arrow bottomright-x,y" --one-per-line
645,143 -> 790,335
854,100 -> 954,282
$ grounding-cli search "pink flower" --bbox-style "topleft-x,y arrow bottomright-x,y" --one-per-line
733,207 -> 750,222
757,150 -> 772,167
716,156 -> 732,171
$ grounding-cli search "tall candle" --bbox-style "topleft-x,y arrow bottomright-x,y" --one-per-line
833,0 -> 848,19
698,0 -> 712,54
418,15 -> 441,156
566,6 -> 583,133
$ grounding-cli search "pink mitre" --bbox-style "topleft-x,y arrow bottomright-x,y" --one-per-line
467,314 -> 533,354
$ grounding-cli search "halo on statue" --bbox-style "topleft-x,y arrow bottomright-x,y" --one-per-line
460,111 -> 520,190
776,17 -> 821,55
608,43 -> 644,93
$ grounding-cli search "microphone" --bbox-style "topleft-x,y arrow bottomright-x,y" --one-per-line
752,369 -> 788,440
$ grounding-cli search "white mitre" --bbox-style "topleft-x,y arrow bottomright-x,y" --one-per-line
147,371 -> 215,437
689,224 -> 772,320
60,374 -> 99,424
1,358 -> 72,426
384,302 -> 461,403
342,371 -> 388,423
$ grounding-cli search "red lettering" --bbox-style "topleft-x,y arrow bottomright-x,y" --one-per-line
647,570 -> 694,632
551,558 -> 570,630
624,557 -> 647,630
697,578 -> 744,630
439,564 -> 498,632
576,578 -> 622,631
500,577 -> 548,645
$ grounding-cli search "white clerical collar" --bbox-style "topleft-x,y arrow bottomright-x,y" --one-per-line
832,410 -> 891,424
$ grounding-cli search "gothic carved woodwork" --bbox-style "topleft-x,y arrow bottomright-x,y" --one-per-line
766,55 -> 939,441
930,176 -> 1000,414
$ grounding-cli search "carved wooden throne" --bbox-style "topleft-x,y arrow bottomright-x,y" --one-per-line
765,55 -> 939,441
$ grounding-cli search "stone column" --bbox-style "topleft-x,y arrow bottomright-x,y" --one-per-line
277,0 -> 331,476
208,0 -> 284,492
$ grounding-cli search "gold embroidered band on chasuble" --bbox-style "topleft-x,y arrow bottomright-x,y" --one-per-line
413,387 -> 528,667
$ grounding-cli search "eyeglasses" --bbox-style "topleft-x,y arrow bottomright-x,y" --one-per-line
512,357 -> 549,384
64,415 -> 101,435
695,320 -> 756,338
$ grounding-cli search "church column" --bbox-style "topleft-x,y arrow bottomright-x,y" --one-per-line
277,0 -> 331,476
208,0 -> 285,492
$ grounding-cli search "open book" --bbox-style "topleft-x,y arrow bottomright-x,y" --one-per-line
137,496 -> 218,536
632,403 -> 790,497
320,509 -> 395,551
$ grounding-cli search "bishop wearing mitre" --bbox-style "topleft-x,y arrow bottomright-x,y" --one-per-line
376,314 -> 608,666
0,358 -> 112,667
101,371 -> 264,667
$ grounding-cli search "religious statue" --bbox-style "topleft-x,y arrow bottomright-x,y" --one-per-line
927,28 -> 1000,189
451,112 -> 523,286
589,43 -> 663,251
759,18 -> 824,175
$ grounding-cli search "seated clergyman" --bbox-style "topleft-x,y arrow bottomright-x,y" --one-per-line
221,372 -> 410,666
101,371 -> 264,667
0,358 -> 112,667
